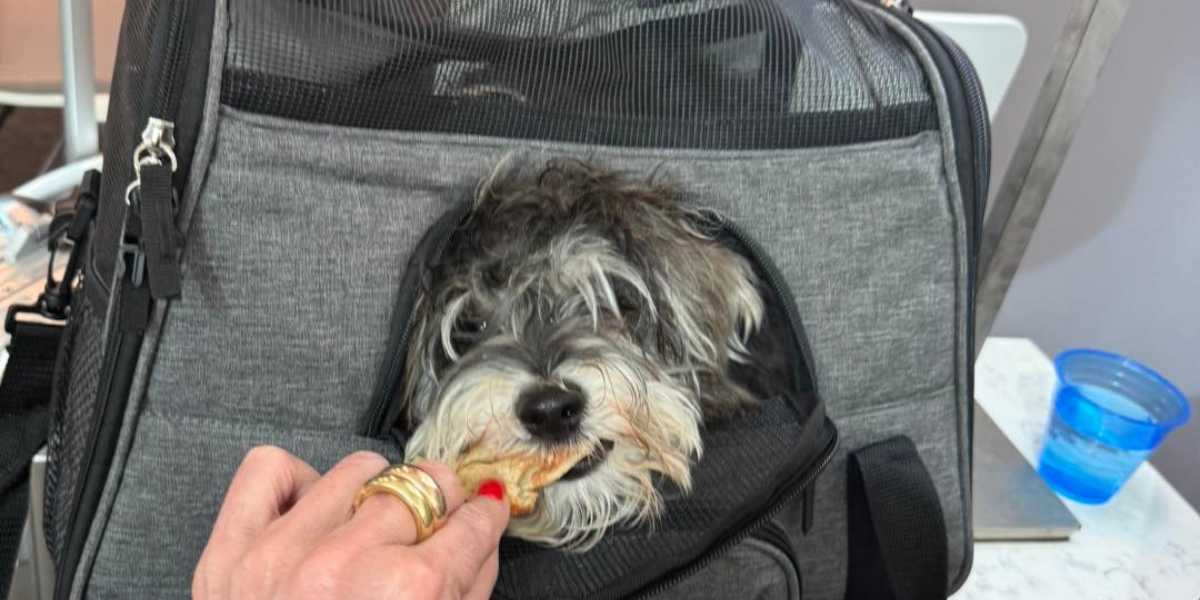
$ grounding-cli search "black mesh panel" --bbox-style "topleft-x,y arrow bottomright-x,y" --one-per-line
43,289 -> 104,565
493,397 -> 828,599
92,0 -> 160,304
221,0 -> 935,148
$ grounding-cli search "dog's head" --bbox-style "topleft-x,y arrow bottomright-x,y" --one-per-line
402,160 -> 764,549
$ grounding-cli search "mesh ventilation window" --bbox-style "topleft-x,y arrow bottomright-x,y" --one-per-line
221,0 -> 937,148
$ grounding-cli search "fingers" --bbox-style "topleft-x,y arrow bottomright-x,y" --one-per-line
200,452 -> 511,600
418,487 -> 511,595
322,493 -> 509,600
464,547 -> 500,600
219,451 -> 390,599
193,446 -> 320,599
209,446 -> 322,547
271,450 -> 390,539
333,460 -> 466,549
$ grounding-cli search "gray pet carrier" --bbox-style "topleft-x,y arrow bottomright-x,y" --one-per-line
1,0 -> 985,598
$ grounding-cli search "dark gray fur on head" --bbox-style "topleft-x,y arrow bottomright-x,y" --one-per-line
403,159 -> 763,424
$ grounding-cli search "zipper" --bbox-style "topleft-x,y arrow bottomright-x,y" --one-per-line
124,118 -> 184,301
53,300 -> 129,600
156,2 -> 192,119
753,521 -> 798,569
53,118 -> 181,600
752,521 -> 803,599
922,27 -> 987,479
626,430 -> 837,600
925,27 -> 990,255
881,5 -> 987,257
873,1 -> 987,591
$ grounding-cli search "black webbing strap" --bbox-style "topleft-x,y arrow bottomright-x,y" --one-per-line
846,435 -> 948,600
0,320 -> 61,598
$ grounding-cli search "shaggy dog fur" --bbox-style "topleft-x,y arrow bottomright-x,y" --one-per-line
402,160 -> 764,549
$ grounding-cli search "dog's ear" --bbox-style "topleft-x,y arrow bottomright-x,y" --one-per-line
638,227 -> 765,372
400,292 -> 432,425
400,290 -> 453,429
622,206 -> 766,418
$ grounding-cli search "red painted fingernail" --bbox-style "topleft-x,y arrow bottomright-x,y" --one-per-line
477,480 -> 505,501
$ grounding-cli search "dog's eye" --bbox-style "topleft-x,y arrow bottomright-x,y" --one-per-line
457,318 -> 487,335
614,287 -> 641,320
484,264 -> 507,287
449,317 -> 487,356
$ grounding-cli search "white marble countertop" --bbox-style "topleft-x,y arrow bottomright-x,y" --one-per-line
954,337 -> 1200,599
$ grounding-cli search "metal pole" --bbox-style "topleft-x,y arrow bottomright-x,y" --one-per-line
974,0 -> 1133,355
57,0 -> 99,162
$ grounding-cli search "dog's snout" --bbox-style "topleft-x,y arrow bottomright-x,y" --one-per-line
517,384 -> 586,441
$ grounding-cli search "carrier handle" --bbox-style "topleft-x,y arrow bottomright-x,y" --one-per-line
845,435 -> 949,600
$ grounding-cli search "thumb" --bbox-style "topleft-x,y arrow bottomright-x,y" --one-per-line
417,480 -> 511,594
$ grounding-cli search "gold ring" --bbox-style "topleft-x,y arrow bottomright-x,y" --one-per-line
354,464 -> 447,543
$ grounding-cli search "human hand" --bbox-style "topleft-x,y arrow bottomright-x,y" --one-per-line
192,447 -> 510,599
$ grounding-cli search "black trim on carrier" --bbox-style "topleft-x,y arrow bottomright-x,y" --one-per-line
223,70 -> 938,150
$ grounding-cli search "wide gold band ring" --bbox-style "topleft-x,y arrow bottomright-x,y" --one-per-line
354,464 -> 447,543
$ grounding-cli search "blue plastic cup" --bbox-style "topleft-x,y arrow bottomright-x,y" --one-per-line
1037,349 -> 1191,504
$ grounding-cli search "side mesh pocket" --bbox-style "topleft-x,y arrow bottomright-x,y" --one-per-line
44,287 -> 105,565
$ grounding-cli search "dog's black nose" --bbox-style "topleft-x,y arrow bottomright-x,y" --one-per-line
517,384 -> 586,441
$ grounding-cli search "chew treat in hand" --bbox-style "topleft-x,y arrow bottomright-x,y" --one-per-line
455,444 -> 591,517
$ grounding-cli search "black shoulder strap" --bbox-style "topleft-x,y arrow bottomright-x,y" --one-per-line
0,319 -> 61,599
845,435 -> 948,600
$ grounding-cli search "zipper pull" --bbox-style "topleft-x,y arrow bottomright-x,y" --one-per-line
124,118 -> 182,300
881,0 -> 913,14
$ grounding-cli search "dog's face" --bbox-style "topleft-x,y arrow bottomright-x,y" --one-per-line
402,161 -> 764,549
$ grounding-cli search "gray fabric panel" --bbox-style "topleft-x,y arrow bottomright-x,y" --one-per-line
87,411 -> 400,599
150,109 -> 954,426
684,134 -> 957,413
654,538 -> 799,600
146,121 -> 470,430
785,386 -> 963,600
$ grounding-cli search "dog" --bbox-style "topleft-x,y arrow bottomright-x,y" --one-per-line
401,160 -> 766,549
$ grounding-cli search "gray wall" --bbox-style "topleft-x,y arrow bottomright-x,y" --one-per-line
923,0 -> 1200,505
990,0 -> 1200,399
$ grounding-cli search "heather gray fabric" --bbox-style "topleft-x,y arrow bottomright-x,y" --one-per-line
653,538 -> 801,600
788,385 -> 961,599
88,411 -> 400,598
82,106 -> 966,599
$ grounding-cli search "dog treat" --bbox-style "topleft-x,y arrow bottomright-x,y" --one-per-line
455,445 -> 590,517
